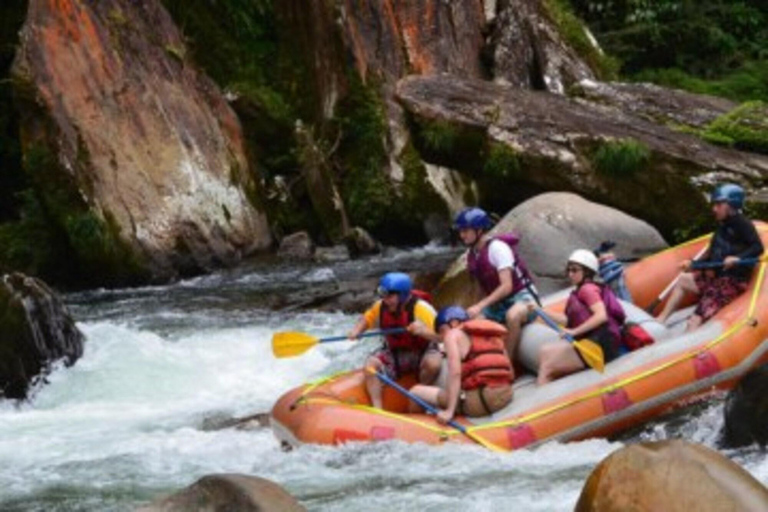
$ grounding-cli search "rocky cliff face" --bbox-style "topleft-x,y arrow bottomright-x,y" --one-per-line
273,0 -> 599,242
11,0 -> 270,283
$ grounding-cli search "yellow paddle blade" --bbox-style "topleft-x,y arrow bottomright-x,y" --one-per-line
573,339 -> 605,373
272,331 -> 319,358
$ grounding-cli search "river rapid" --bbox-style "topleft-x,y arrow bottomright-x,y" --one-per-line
1,245 -> 767,511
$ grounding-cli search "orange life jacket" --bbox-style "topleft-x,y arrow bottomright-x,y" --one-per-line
460,319 -> 513,390
379,295 -> 431,352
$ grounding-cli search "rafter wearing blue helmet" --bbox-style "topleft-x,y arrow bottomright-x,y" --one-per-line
347,272 -> 442,409
453,207 -> 538,364
409,307 -> 513,421
656,183 -> 763,331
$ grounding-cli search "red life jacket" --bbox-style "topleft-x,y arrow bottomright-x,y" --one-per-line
379,295 -> 431,352
460,319 -> 514,390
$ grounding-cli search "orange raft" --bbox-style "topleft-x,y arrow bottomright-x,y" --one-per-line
270,224 -> 768,451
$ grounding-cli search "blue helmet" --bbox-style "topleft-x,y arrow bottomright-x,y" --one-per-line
377,272 -> 412,301
434,306 -> 469,331
453,207 -> 493,231
711,183 -> 745,209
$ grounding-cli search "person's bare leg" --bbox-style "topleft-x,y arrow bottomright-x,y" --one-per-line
537,342 -> 586,385
686,314 -> 703,332
364,356 -> 385,409
505,303 -> 528,361
657,273 -> 699,324
408,385 -> 447,413
419,352 -> 442,384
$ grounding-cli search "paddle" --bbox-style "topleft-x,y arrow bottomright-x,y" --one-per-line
534,309 -> 605,373
690,257 -> 762,270
272,328 -> 405,358
645,245 -> 708,314
370,369 -> 506,452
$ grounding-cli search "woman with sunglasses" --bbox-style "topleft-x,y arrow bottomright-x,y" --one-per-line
347,272 -> 442,409
536,250 -> 625,385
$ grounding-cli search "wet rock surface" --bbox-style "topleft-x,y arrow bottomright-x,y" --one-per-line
0,273 -> 84,400
575,440 -> 768,512
722,362 -> 768,448
135,474 -> 305,512
12,0 -> 270,282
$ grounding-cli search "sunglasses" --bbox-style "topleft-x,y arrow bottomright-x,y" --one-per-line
565,266 -> 583,274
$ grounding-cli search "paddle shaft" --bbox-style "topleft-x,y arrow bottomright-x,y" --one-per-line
535,309 -> 577,343
321,328 -> 406,343
373,371 -> 467,433
691,257 -> 760,270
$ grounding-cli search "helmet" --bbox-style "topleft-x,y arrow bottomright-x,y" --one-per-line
567,249 -> 599,274
434,306 -> 469,331
377,272 -> 412,301
711,183 -> 745,209
453,207 -> 493,231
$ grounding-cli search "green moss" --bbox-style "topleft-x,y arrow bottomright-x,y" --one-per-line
420,120 -> 459,153
164,44 -> 186,64
542,0 -> 619,80
483,143 -> 521,180
592,138 -> 650,177
703,101 -> 768,155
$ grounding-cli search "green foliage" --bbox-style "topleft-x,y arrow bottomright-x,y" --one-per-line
420,120 -> 459,153
543,0 -> 619,79
703,101 -> 768,155
570,1 -> 768,101
592,138 -> 650,176
483,143 -> 521,179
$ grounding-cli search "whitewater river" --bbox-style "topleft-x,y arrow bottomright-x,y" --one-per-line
1,245 -> 767,511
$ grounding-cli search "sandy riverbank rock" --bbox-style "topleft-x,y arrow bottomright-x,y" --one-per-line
575,440 -> 768,512
136,474 -> 305,512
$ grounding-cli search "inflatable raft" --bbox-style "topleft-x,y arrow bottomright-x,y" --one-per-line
271,224 -> 768,451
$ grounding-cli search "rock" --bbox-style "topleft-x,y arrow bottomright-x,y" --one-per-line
12,0 -> 270,284
277,232 -> 315,260
135,474 -> 305,512
490,0 -> 597,93
396,75 -> 768,237
433,193 -> 666,307
344,227 -> 380,258
574,80 -> 736,130
0,273 -> 84,400
722,362 -> 768,448
275,0 -> 600,242
575,440 -> 768,512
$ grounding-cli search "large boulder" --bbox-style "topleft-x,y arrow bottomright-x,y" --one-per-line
12,0 -> 271,285
433,193 -> 667,307
0,273 -> 84,400
722,362 -> 768,448
136,474 -> 305,512
277,232 -> 315,261
396,75 -> 768,238
575,440 -> 768,512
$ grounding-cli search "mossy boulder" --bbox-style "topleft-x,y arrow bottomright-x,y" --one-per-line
0,273 -> 84,400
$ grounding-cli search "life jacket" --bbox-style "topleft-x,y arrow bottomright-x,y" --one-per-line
379,295 -> 431,352
565,282 -> 625,348
460,319 -> 514,390
467,233 -> 536,299
708,214 -> 757,280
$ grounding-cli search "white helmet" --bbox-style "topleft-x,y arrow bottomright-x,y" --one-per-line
568,249 -> 599,273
